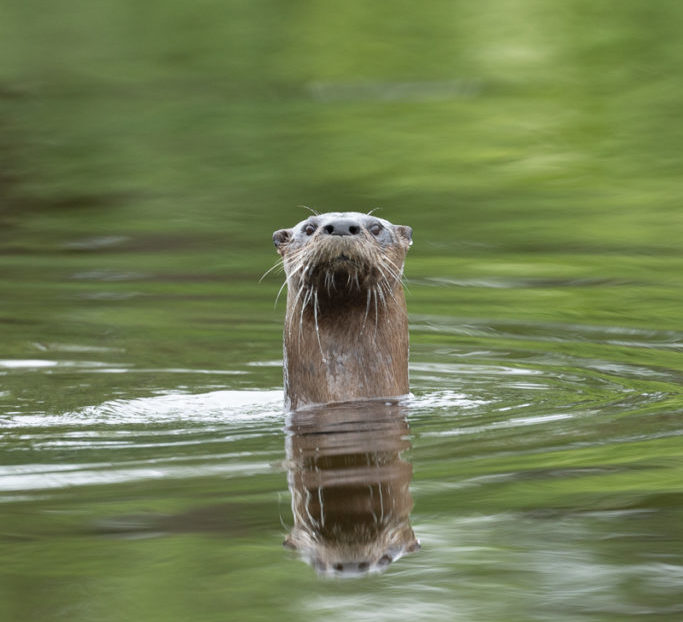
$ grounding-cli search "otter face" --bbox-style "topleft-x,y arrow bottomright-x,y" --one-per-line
273,212 -> 412,256
272,212 -> 412,296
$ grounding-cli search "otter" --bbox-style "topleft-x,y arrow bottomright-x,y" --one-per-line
272,212 -> 412,411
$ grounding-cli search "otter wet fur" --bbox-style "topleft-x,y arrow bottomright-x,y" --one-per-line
272,212 -> 413,411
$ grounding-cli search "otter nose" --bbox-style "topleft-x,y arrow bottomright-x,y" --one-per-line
322,219 -> 361,236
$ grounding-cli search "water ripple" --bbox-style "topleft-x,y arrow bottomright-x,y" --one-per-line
3,389 -> 283,429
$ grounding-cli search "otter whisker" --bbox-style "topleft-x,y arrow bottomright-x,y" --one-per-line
288,282 -> 307,338
372,263 -> 390,288
377,259 -> 402,285
380,254 -> 404,276
373,288 -> 379,332
382,255 -> 403,272
301,280 -> 313,308
313,290 -> 326,362
298,204 -> 320,216
299,286 -> 314,340
377,278 -> 409,320
376,284 -> 387,313
379,262 -> 410,300
278,261 -> 309,308
382,257 -> 410,292
259,259 -> 285,282
375,270 -> 401,308
374,263 -> 393,288
360,288 -> 372,336
282,258 -> 307,282
274,279 -> 289,308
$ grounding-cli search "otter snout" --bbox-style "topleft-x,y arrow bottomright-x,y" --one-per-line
321,218 -> 361,236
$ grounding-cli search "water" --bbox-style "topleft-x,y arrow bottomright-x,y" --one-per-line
1,1 -> 683,620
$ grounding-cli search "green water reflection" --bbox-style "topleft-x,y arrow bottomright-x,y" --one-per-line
1,0 -> 682,620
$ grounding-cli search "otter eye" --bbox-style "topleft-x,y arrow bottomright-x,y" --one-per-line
369,223 -> 382,236
304,223 -> 317,236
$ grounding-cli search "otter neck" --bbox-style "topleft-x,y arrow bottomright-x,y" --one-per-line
283,283 -> 409,411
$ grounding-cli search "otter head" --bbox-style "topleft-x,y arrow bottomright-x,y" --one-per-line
272,212 -> 412,301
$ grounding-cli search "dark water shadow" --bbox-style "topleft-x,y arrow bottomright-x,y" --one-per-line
283,400 -> 420,578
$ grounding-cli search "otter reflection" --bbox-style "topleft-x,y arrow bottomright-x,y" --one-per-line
283,400 -> 419,577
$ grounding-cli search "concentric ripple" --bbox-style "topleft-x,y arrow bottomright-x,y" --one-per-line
407,315 -> 683,462
0,382 -> 284,494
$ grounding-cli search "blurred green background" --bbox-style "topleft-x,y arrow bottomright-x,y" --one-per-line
2,0 -> 682,244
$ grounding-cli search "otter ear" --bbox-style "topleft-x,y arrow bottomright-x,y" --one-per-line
273,228 -> 293,255
394,225 -> 413,247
